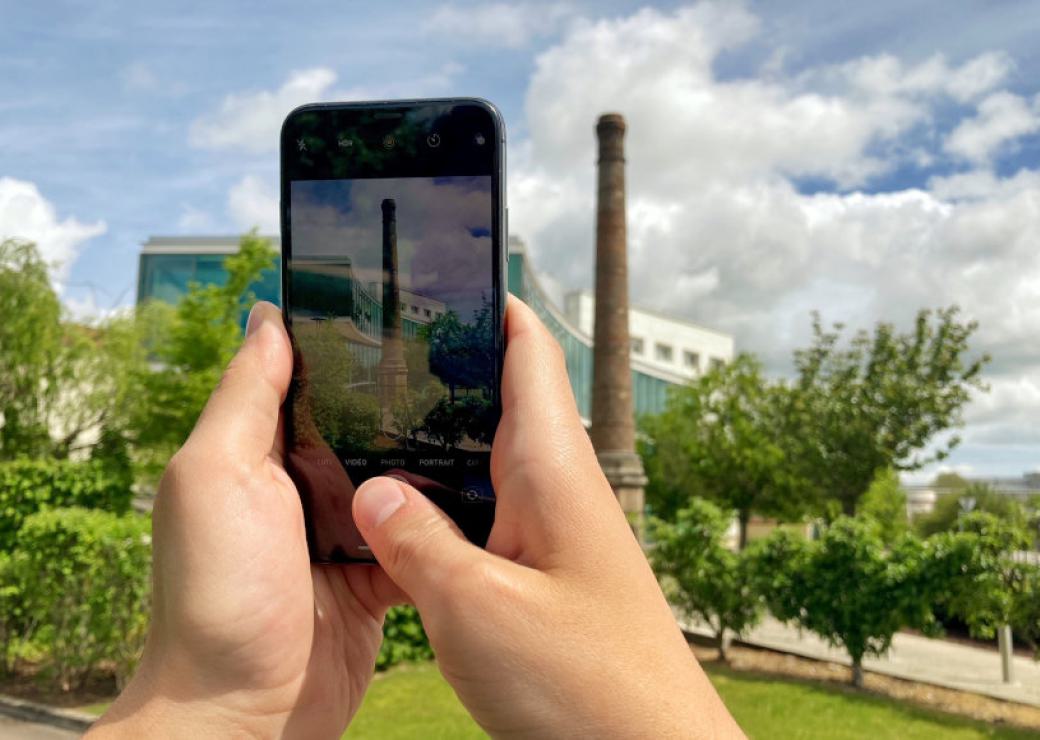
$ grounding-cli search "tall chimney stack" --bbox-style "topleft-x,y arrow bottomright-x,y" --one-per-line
590,113 -> 647,537
377,198 -> 408,413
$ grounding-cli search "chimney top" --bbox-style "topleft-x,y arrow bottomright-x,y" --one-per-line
596,113 -> 626,133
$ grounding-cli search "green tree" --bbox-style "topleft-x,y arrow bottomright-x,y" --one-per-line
933,471 -> 969,492
0,239 -> 65,457
640,354 -> 812,548
923,512 -> 1031,643
753,518 -> 935,687
424,300 -> 495,402
650,498 -> 762,661
858,468 -> 909,545
915,483 -> 1035,543
127,231 -> 277,474
793,308 -> 987,516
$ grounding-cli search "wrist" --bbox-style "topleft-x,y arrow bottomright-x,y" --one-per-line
87,652 -> 286,739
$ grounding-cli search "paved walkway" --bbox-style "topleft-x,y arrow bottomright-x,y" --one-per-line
0,716 -> 78,740
680,615 -> 1040,707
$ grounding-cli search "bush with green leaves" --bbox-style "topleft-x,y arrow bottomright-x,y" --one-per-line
650,498 -> 763,661
3,507 -> 151,690
0,458 -> 133,550
377,606 -> 432,670
752,518 -> 936,687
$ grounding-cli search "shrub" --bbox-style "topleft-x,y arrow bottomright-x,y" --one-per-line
0,459 -> 133,550
4,507 -> 150,690
752,518 -> 936,687
377,606 -> 432,670
650,498 -> 763,661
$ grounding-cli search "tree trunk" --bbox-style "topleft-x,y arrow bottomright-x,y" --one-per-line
738,510 -> 750,550
842,494 -> 856,517
716,629 -> 728,663
851,657 -> 864,688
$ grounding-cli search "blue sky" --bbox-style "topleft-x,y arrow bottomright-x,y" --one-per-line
3,1 -> 1040,480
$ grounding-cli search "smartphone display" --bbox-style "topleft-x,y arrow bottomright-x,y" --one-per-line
280,100 -> 505,563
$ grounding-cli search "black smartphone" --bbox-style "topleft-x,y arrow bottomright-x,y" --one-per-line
279,99 -> 506,563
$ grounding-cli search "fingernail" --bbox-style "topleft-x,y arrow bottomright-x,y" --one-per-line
246,303 -> 263,337
355,477 -> 407,529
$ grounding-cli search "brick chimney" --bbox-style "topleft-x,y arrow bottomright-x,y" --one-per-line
377,198 -> 408,412
590,113 -> 647,538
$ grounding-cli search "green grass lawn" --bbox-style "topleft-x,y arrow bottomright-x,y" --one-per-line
345,662 -> 1039,740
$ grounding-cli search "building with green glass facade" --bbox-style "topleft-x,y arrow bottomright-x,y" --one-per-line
138,235 -> 731,420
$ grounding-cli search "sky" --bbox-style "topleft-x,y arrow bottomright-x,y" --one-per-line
291,176 -> 493,319
2,0 -> 1040,482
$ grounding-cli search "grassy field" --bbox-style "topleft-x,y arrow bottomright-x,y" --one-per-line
345,662 -> 1039,740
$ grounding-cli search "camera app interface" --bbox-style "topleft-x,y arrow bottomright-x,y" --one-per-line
287,175 -> 497,561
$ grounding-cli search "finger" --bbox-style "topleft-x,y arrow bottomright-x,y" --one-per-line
488,298 -> 631,566
352,476 -> 484,606
188,301 -> 292,466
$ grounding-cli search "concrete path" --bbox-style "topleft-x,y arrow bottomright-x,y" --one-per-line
681,615 -> 1040,707
0,716 -> 78,739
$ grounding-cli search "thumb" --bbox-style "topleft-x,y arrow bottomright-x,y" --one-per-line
353,476 -> 482,604
188,301 -> 292,465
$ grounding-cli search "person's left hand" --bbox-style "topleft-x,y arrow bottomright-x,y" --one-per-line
89,301 -> 403,739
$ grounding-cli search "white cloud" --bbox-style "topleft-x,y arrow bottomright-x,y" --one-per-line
189,65 -> 465,155
228,174 -> 279,233
944,91 -> 1040,163
0,177 -> 106,281
190,68 -> 337,154
425,2 -> 575,48
511,3 -> 1040,475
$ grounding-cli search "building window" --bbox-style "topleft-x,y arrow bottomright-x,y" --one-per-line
631,337 -> 644,355
710,357 -> 725,371
655,343 -> 673,363
412,305 -> 419,314
424,308 -> 432,318
683,350 -> 700,370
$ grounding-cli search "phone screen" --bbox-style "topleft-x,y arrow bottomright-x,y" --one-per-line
280,100 -> 504,563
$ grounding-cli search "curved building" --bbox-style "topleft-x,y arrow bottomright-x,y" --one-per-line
137,234 -> 734,420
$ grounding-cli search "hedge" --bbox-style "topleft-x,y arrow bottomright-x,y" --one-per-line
2,507 -> 151,689
0,459 -> 133,550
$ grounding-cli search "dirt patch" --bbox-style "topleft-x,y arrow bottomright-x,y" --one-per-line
689,639 -> 1040,731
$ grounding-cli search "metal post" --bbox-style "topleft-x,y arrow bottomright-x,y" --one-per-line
998,624 -> 1015,684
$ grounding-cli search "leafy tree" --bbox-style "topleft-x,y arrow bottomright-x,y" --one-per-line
640,354 -> 813,548
422,397 -> 468,450
793,308 -> 987,516
127,231 -> 277,474
933,471 -> 969,491
650,498 -> 762,661
0,239 -> 66,457
915,483 -> 1035,544
424,300 -> 495,402
858,468 -> 909,545
0,239 -> 142,464
1010,564 -> 1040,659
753,518 -> 935,687
923,512 -> 1031,642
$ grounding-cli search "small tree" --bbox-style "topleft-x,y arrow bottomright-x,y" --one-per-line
858,468 -> 909,545
924,513 -> 1031,643
916,484 -> 1035,544
650,498 -> 763,661
754,518 -> 934,687
793,308 -> 987,516
641,354 -> 813,548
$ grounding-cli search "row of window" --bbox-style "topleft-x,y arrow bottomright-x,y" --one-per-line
630,336 -> 724,371
400,304 -> 441,320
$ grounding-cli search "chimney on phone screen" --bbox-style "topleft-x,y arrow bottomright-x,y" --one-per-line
377,198 -> 408,413
590,113 -> 647,539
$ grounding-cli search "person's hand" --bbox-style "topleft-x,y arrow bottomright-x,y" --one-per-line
352,296 -> 744,738
89,301 -> 402,739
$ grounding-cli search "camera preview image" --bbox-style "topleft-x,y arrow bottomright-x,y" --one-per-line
287,176 -> 497,466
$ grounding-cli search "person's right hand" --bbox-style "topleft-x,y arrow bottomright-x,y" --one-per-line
353,297 -> 743,739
